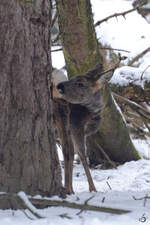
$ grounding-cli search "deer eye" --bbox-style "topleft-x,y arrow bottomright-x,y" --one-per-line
77,83 -> 84,87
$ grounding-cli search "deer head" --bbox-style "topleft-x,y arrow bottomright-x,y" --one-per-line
56,64 -> 114,104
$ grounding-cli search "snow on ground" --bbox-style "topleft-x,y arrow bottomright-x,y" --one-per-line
1,0 -> 150,225
1,139 -> 150,225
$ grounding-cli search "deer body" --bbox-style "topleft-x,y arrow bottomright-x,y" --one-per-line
52,64 -> 113,194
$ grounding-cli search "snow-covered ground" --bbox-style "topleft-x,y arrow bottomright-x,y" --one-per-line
1,0 -> 150,224
1,149 -> 150,225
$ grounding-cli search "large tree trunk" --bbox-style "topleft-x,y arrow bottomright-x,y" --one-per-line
0,0 -> 62,196
56,0 -> 140,166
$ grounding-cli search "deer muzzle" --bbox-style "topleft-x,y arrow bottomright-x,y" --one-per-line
57,83 -> 65,94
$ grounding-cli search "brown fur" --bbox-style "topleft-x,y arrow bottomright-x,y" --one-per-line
52,64 -> 114,194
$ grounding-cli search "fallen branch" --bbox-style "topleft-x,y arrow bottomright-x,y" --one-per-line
113,92 -> 150,121
95,5 -> 143,27
0,193 -> 131,215
30,197 -> 130,215
18,192 -> 45,219
128,47 -> 150,66
0,193 -> 44,219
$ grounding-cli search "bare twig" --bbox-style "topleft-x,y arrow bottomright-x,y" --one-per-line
99,46 -> 130,53
51,47 -> 63,52
133,195 -> 150,201
85,195 -> 95,204
95,5 -> 143,27
143,120 -> 150,133
59,213 -> 72,219
128,47 -> 150,66
76,195 -> 95,215
20,209 -> 34,220
95,142 -> 117,168
141,65 -> 150,81
133,194 -> 149,207
106,181 -> 112,190
129,120 -> 150,138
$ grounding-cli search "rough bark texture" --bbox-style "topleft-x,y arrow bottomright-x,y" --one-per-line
56,0 -> 103,76
0,0 -> 62,196
133,0 -> 150,23
56,0 -> 140,166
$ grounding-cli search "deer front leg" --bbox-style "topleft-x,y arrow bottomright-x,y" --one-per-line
71,130 -> 97,192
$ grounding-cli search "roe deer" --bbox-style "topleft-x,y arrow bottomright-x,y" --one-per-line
52,64 -> 114,194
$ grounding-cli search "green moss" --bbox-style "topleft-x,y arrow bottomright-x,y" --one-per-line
96,84 -> 140,162
56,0 -> 103,78
18,0 -> 34,7
56,0 -> 140,163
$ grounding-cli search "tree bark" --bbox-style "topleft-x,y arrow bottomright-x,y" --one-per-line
0,0 -> 62,196
56,0 -> 103,76
56,0 -> 140,166
87,83 -> 140,165
133,0 -> 150,23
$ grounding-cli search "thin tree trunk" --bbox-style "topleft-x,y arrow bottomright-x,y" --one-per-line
0,0 -> 62,196
56,0 -> 140,166
56,0 -> 103,76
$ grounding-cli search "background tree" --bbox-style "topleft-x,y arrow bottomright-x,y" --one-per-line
0,0 -> 62,197
56,0 -> 140,166
133,0 -> 150,23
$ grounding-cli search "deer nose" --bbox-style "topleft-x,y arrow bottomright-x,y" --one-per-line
57,83 -> 65,94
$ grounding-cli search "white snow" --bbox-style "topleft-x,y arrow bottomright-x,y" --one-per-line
91,0 -> 150,70
110,66 -> 150,87
52,47 -> 65,69
1,156 -> 150,225
1,0 -> 150,225
52,69 -> 68,85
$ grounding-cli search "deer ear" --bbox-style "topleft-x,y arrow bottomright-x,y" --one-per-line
97,68 -> 116,88
85,64 -> 103,82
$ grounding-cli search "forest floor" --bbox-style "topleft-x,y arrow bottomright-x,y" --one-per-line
1,138 -> 150,225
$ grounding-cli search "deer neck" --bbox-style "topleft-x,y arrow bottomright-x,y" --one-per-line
82,91 -> 103,118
